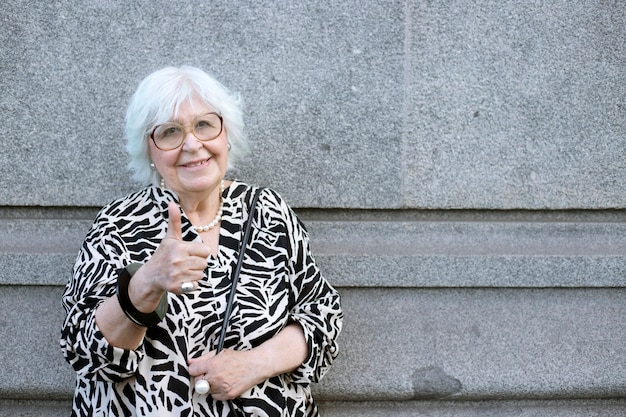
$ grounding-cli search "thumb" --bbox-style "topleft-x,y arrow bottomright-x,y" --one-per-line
165,202 -> 183,240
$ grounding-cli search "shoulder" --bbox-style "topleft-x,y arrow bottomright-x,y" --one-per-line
227,180 -> 289,214
233,181 -> 310,238
94,186 -> 171,226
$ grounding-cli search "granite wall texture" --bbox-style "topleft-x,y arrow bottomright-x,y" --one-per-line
0,1 -> 624,416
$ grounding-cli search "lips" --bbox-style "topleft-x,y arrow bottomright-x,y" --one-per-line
180,158 -> 210,168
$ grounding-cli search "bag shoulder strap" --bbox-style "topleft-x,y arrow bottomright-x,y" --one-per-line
216,187 -> 262,353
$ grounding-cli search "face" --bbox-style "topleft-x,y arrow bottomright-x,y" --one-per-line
148,99 -> 228,201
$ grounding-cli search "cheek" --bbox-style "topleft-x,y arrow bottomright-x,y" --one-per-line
205,140 -> 229,164
149,147 -> 177,171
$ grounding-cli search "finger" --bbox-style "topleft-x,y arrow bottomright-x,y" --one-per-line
184,242 -> 212,259
188,351 -> 217,376
170,266 -> 206,285
165,202 -> 183,241
178,256 -> 210,273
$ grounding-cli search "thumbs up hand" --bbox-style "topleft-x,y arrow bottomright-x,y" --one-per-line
142,202 -> 212,294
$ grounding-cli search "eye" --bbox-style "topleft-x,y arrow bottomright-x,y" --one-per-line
157,124 -> 182,138
196,116 -> 219,131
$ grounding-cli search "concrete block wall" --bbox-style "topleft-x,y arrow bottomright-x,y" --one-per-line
1,1 -> 624,415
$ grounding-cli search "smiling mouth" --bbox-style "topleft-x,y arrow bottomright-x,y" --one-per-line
181,158 -> 210,168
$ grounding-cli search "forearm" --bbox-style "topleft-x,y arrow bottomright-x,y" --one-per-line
94,296 -> 148,350
95,266 -> 165,350
252,323 -> 308,379
62,295 -> 146,381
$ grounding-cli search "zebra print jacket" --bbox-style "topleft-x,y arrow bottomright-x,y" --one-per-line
61,181 -> 343,417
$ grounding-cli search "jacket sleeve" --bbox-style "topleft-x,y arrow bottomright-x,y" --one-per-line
60,211 -> 143,382
269,190 -> 343,384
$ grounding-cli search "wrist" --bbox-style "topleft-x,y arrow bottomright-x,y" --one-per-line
116,263 -> 168,327
126,264 -> 167,309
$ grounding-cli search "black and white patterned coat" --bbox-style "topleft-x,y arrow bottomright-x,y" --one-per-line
61,181 -> 343,417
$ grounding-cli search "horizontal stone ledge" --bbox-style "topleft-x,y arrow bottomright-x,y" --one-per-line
315,288 -> 626,401
3,398 -> 626,417
0,220 -> 624,287
3,219 -> 624,256
320,254 -> 625,287
316,399 -> 626,417
1,252 -> 624,288
0,400 -> 70,417
3,206 -> 626,223
1,287 -> 624,402
310,221 -> 626,256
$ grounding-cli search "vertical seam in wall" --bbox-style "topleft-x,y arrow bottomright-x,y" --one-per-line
401,0 -> 411,209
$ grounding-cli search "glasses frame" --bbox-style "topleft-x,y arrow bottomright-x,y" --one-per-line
149,112 -> 224,151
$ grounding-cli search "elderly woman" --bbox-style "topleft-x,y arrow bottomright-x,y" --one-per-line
60,66 -> 342,417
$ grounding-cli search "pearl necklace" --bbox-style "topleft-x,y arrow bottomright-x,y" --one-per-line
192,180 -> 225,233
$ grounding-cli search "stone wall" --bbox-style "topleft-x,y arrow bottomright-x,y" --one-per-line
1,1 -> 624,415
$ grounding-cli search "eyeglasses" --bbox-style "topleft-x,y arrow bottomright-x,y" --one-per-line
149,112 -> 223,151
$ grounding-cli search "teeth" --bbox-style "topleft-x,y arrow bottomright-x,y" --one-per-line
185,159 -> 208,167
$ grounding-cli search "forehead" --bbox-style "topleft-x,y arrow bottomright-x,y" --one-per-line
169,98 -> 215,122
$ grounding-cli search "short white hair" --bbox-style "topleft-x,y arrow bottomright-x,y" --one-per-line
125,66 -> 248,185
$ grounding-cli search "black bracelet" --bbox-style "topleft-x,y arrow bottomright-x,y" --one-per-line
116,263 -> 168,327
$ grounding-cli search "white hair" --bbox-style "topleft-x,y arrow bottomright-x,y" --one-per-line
125,66 -> 248,185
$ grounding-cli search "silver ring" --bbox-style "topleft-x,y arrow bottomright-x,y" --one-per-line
195,379 -> 210,394
180,281 -> 194,293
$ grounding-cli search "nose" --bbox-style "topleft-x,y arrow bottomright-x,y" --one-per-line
181,129 -> 202,152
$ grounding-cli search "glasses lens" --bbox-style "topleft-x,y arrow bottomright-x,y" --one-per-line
150,113 -> 223,150
153,123 -> 183,150
194,113 -> 222,141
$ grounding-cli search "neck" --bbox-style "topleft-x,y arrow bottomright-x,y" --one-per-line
177,180 -> 225,230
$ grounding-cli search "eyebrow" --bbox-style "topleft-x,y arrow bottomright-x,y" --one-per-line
167,112 -> 216,124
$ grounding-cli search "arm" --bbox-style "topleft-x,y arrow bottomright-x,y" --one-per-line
61,202 -> 210,379
252,322 -> 308,377
279,193 -> 343,384
189,323 -> 308,401
95,202 -> 209,349
60,213 -> 142,382
93,265 -> 162,351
